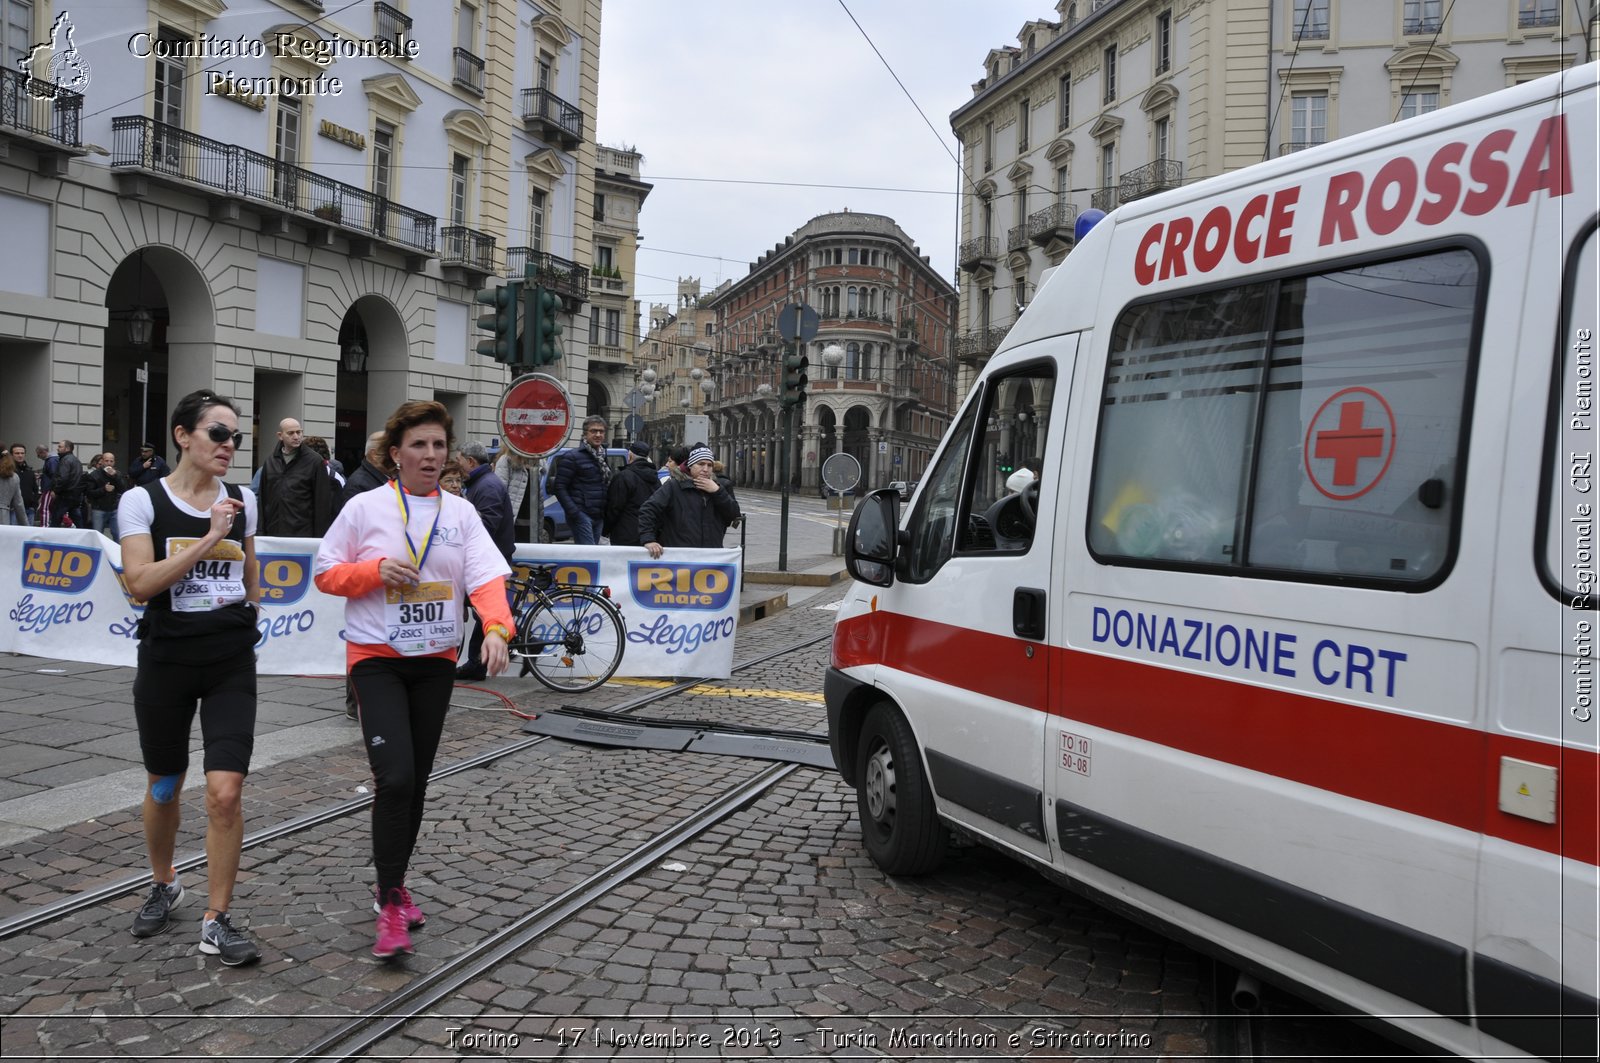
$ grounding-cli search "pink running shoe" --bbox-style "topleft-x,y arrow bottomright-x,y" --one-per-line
372,885 -> 426,928
372,894 -> 414,960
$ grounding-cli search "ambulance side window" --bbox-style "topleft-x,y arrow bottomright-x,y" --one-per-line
956,364 -> 1056,553
1089,246 -> 1481,586
1541,224 -> 1597,602
902,395 -> 981,583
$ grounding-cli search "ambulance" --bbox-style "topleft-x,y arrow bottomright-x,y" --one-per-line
826,64 -> 1597,1060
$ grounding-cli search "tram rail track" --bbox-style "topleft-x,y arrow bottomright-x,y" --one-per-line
280,762 -> 799,1063
0,632 -> 833,943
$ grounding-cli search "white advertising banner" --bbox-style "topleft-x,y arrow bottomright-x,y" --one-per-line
0,529 -> 739,679
511,544 -> 741,679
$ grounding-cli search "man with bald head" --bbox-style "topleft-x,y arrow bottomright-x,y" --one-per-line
258,416 -> 339,536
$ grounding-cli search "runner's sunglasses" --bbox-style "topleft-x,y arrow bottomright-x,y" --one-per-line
205,424 -> 244,448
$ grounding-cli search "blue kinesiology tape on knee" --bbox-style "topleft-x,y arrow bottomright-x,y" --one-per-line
150,774 -> 181,804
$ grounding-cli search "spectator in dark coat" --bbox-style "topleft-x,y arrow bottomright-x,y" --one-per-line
551,416 -> 611,544
259,417 -> 339,537
604,441 -> 660,548
49,439 -> 85,528
132,442 -> 170,486
87,451 -> 130,539
459,442 -> 514,561
9,444 -> 39,526
638,445 -> 741,557
342,431 -> 391,502
455,441 -> 515,681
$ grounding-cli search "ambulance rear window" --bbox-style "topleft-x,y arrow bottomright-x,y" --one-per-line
1089,246 -> 1480,587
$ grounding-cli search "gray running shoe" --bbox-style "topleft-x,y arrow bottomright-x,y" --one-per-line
198,912 -> 261,966
130,876 -> 184,938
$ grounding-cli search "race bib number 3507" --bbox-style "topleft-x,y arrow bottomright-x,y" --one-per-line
384,580 -> 459,656
167,537 -> 246,613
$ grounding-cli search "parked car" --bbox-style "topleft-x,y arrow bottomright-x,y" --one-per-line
535,447 -> 632,542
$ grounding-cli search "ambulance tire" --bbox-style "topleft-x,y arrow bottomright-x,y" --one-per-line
856,702 -> 946,876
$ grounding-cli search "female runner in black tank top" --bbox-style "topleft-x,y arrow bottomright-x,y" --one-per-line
117,389 -> 263,966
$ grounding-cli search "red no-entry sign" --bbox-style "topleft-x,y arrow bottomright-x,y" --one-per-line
498,373 -> 572,458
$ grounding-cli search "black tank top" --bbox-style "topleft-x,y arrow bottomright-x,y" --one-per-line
140,481 -> 257,662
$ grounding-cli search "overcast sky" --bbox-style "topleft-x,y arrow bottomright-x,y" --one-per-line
595,0 -> 1045,312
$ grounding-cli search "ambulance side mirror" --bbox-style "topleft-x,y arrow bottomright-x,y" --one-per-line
845,488 -> 899,587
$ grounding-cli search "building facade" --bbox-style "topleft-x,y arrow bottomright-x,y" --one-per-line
624,277 -> 723,458
949,0 -> 1590,396
584,143 -> 649,432
0,0 -> 602,478
704,212 -> 957,494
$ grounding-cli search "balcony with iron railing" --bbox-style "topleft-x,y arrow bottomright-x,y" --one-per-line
505,247 -> 590,305
1518,9 -> 1561,28
958,236 -> 1000,272
1403,17 -> 1442,35
110,115 -> 436,259
1,67 -> 85,162
453,48 -> 485,95
1007,223 -> 1031,253
1028,203 -> 1078,246
1090,186 -> 1118,212
1279,140 -> 1325,156
439,225 -> 496,277
954,325 -> 1010,363
521,87 -> 584,149
1293,21 -> 1329,40
1119,158 -> 1184,202
373,2 -> 413,55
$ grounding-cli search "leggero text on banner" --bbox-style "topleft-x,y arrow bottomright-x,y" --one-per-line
0,528 -> 739,679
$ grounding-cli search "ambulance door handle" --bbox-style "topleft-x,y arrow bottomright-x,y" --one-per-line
1013,587 -> 1046,641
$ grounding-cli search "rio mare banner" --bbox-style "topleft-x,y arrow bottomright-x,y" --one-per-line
0,528 -> 739,679
512,544 -> 740,679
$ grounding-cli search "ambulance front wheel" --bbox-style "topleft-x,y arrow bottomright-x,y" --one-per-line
856,703 -> 946,875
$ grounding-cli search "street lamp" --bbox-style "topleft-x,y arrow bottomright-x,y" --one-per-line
340,339 -> 367,373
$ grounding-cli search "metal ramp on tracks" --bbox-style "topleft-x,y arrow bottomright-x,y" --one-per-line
520,706 -> 836,770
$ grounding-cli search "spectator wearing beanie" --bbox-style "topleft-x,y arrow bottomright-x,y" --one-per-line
638,444 -> 741,556
604,441 -> 661,548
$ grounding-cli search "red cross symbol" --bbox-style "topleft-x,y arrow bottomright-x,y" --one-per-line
1304,387 -> 1396,501
1315,401 -> 1385,485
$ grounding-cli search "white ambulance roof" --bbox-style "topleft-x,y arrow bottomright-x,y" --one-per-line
991,61 -> 1595,360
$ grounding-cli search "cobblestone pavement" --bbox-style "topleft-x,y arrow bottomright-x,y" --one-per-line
0,585 -> 1408,1060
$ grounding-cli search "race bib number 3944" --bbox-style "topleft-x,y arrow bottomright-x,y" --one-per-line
167,537 -> 246,613
384,580 -> 459,656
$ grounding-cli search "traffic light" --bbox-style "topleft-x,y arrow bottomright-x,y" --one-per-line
997,451 -> 1014,474
475,281 -> 522,365
525,285 -> 563,366
780,347 -> 809,407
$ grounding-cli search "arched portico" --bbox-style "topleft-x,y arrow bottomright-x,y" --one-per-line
102,246 -> 215,463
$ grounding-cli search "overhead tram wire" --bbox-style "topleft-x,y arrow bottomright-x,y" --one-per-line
834,0 -> 961,172
1394,0 -> 1459,124
1263,0 -> 1324,162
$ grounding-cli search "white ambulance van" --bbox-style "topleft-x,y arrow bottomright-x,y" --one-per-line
827,64 -> 1597,1060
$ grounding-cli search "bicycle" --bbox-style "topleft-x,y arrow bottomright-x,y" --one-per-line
506,566 -> 626,693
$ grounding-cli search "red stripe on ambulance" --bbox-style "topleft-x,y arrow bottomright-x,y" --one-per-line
833,610 -> 1598,867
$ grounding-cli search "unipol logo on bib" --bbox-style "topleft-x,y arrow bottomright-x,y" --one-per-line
384,580 -> 458,656
167,537 -> 246,613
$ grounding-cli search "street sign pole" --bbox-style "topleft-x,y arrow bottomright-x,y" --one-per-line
779,376 -> 791,571
775,302 -> 819,572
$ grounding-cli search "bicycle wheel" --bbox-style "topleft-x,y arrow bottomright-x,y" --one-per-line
512,588 -> 626,693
